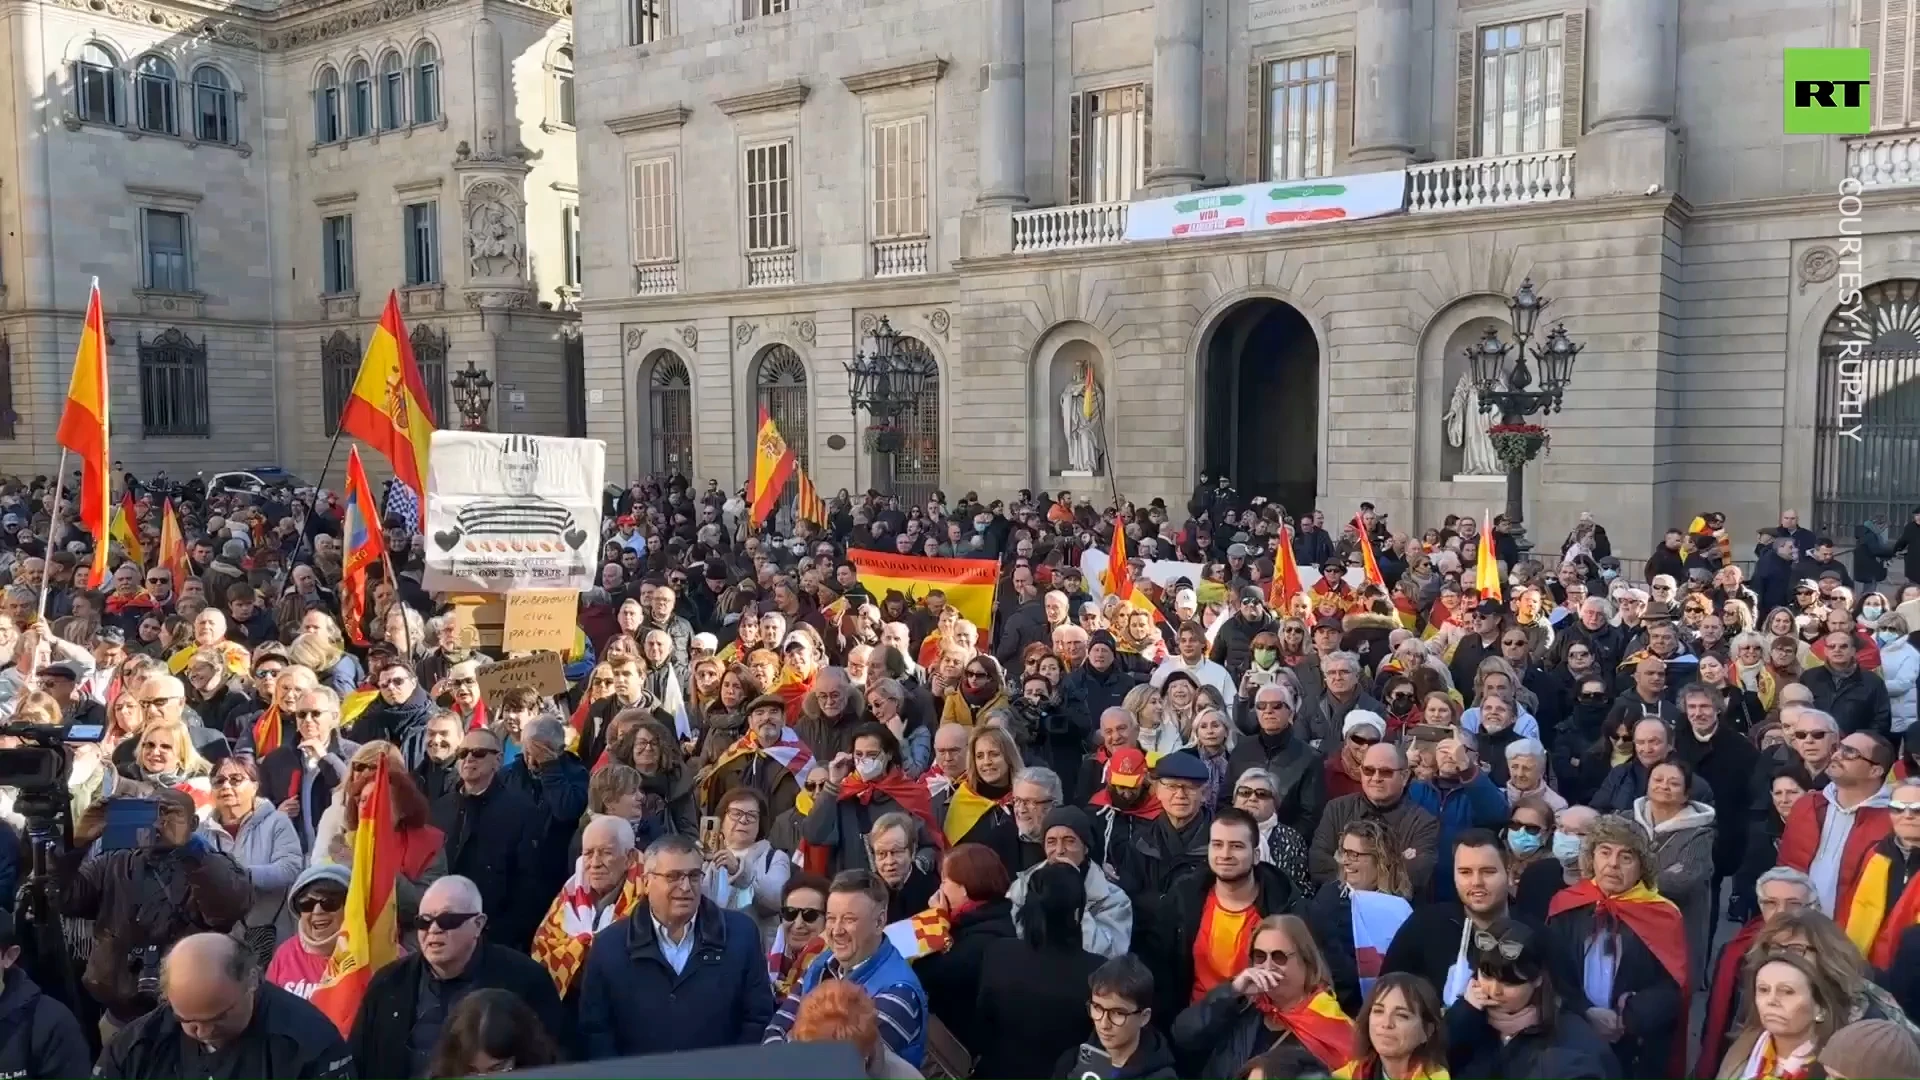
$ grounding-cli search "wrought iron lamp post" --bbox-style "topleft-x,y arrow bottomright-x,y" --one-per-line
451,359 -> 495,432
844,317 -> 936,493
1468,278 -> 1584,554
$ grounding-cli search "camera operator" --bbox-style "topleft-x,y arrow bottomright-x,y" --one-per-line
0,907 -> 89,1079
56,787 -> 252,1035
96,932 -> 351,1079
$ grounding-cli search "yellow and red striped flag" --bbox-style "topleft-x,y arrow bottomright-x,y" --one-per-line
794,463 -> 828,527
339,448 -> 386,647
748,407 -> 796,528
846,549 -> 998,643
157,499 -> 189,591
1476,511 -> 1503,604
109,490 -> 145,567
309,753 -> 403,1034
58,280 -> 112,587
1270,525 -> 1305,611
251,703 -> 284,758
1354,511 -> 1386,589
339,292 -> 436,507
1101,516 -> 1164,623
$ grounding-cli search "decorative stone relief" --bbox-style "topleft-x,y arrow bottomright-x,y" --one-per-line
322,293 -> 360,322
735,322 -> 758,346
625,328 -> 647,353
927,309 -> 950,338
264,0 -> 456,50
464,179 -> 525,280
463,288 -> 533,311
680,325 -> 698,347
858,313 -> 879,337
133,289 -> 206,319
49,0 -> 258,47
791,317 -> 816,343
1799,246 -> 1840,294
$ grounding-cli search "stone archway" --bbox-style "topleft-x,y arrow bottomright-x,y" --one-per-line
1197,298 -> 1319,513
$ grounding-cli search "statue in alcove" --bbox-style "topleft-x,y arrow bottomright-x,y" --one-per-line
1058,357 -> 1107,475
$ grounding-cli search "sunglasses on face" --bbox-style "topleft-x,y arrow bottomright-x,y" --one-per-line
377,677 -> 411,690
294,894 -> 345,914
1359,764 -> 1402,780
456,747 -> 499,761
1233,786 -> 1275,801
1890,800 -> 1920,814
293,710 -> 329,721
1790,730 -> 1832,741
803,780 -> 827,792
1507,821 -> 1546,836
411,911 -> 482,933
1347,732 -> 1380,747
781,906 -> 825,924
1247,947 -> 1293,967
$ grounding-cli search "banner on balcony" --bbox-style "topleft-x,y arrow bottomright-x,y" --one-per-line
1121,169 -> 1407,243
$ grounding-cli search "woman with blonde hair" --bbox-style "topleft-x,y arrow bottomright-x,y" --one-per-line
1172,913 -> 1351,1076
1304,817 -> 1412,1013
287,623 -> 358,699
312,740 -> 446,923
1716,951 -> 1849,1079
933,724 -> 1025,868
127,713 -> 213,815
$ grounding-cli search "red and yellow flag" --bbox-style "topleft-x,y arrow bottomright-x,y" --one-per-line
748,407 -> 797,528
1257,988 -> 1353,1071
309,754 -> 403,1035
251,703 -> 284,758
57,280 -> 112,588
157,499 -> 189,591
846,549 -> 998,643
794,464 -> 828,527
110,491 -> 145,567
1354,512 -> 1386,589
339,292 -> 437,503
1102,516 -> 1164,624
340,448 -> 386,647
1476,511 -> 1503,604
1270,526 -> 1304,610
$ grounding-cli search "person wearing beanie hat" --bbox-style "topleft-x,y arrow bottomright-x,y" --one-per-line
265,863 -> 351,999
1059,635 -> 1144,803
1319,709 -> 1387,801
1821,1019 -> 1920,1079
1209,586 -> 1278,687
1005,805 -> 1134,958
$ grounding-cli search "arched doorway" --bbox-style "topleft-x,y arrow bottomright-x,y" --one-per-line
636,349 -> 692,477
753,344 -> 810,470
1815,279 -> 1920,538
884,335 -> 940,506
1199,299 -> 1319,513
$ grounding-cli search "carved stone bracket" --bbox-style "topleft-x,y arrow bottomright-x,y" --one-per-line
322,292 -> 360,321
625,327 -> 647,353
735,322 -> 759,346
133,289 -> 206,318
927,309 -> 950,338
399,284 -> 445,315
1799,245 -> 1840,295
858,313 -> 879,337
791,317 -> 816,343
680,325 -> 699,347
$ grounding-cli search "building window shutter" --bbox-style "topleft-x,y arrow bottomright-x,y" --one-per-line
1560,10 -> 1587,148
1244,60 -> 1266,181
1141,84 -> 1154,172
1067,91 -> 1083,204
1453,28 -> 1477,158
1334,47 -> 1357,165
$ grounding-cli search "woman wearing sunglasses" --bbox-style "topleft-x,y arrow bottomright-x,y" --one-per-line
768,874 -> 831,1000
1445,918 -> 1618,1078
1171,914 -> 1352,1077
311,740 -> 447,931
265,863 -> 351,999
200,756 -> 304,964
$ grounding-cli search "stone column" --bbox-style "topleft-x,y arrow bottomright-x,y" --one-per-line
976,0 -> 1027,206
1146,0 -> 1202,194
1581,0 -> 1680,195
1349,0 -> 1413,168
472,17 -> 507,155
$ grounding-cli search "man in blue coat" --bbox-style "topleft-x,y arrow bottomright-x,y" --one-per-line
577,833 -> 775,1058
1407,733 -> 1510,902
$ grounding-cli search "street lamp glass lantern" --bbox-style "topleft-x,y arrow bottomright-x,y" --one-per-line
1508,278 -> 1546,341
1469,327 -> 1511,389
1537,323 -> 1583,390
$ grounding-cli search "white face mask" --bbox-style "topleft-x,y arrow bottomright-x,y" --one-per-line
854,757 -> 886,782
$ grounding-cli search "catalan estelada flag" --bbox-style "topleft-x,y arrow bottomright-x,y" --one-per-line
156,499 -> 189,591
339,292 -> 436,505
58,280 -> 111,588
1354,512 -> 1386,589
339,448 -> 386,647
845,549 -> 998,643
749,407 -> 797,528
1270,525 -> 1304,611
1476,511 -> 1503,604
309,753 -> 403,1035
110,491 -> 144,567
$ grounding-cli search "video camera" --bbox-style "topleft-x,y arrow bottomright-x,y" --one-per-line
0,719 -> 106,845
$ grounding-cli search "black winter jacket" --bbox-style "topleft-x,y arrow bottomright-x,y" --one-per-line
349,945 -> 565,1079
915,898 -> 1019,1055
99,982 -> 351,1080
0,967 -> 88,1080
1444,1000 -> 1620,1079
429,780 -> 545,950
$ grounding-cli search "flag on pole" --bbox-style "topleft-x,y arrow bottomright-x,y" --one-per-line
748,407 -> 797,528
156,500 -> 189,592
110,491 -> 145,567
58,280 -> 111,588
1269,525 -> 1305,611
1354,511 -> 1386,589
308,754 -> 403,1035
1081,362 -> 1096,419
1476,511 -> 1504,603
339,292 -> 437,510
1100,516 -> 1164,622
340,448 -> 386,647
793,464 -> 828,527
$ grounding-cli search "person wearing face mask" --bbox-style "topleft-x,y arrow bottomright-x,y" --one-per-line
1875,613 -> 1918,736
801,722 -> 944,877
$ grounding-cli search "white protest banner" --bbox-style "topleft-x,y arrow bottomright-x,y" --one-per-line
424,432 -> 605,592
1124,170 -> 1407,244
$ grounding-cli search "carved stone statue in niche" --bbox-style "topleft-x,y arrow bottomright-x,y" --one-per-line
464,182 -> 524,279
1444,372 -> 1502,476
1058,356 -> 1107,475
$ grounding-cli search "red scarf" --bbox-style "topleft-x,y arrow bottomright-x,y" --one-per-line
1695,918 -> 1762,1078
798,767 -> 947,873
1087,786 -> 1164,819
1252,988 -> 1353,1071
1550,880 -> 1691,1077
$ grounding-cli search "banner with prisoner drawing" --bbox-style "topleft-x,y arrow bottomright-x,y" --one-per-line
423,431 -> 606,593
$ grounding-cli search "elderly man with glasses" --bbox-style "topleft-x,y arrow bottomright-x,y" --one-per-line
258,683 -> 357,854
429,727 -> 545,952
1308,741 -> 1440,895
1225,681 -> 1325,838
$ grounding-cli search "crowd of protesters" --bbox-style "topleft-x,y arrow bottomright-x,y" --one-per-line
3,469 -> 1920,1079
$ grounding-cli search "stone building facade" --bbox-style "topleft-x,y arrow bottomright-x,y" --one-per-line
573,0 -> 1920,561
0,0 -> 582,486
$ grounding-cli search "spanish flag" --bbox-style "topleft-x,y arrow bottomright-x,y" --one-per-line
251,703 -> 285,758
57,280 -> 112,588
339,448 -> 386,647
846,550 -> 997,643
157,499 -> 190,591
1475,511 -> 1503,604
110,491 -> 144,567
1101,517 -> 1163,622
1353,512 -> 1386,589
1255,988 -> 1353,1071
1549,880 -> 1689,1076
749,407 -> 797,528
1270,526 -> 1305,610
339,292 -> 437,503
1844,839 -> 1920,967
309,754 -> 403,1035
941,780 -> 1006,844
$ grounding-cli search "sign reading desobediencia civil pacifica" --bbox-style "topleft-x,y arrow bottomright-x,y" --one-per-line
1122,169 -> 1408,244
423,431 -> 606,593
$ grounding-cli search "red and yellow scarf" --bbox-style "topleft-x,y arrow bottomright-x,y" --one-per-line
1843,840 -> 1920,967
530,864 -> 643,998
1254,988 -> 1353,1071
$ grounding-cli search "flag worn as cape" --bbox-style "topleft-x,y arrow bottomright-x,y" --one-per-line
1844,839 -> 1920,967
940,779 -> 1007,845
1550,880 -> 1689,1076
1254,988 -> 1353,1071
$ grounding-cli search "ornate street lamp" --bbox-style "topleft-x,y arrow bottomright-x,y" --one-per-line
451,359 -> 495,432
1467,277 -> 1584,553
845,317 -> 936,490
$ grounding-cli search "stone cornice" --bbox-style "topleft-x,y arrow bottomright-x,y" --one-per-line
840,58 -> 947,96
37,0 -> 570,53
576,273 -> 960,315
605,105 -> 691,135
313,190 -> 358,208
126,183 -> 204,204
713,80 -> 810,117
